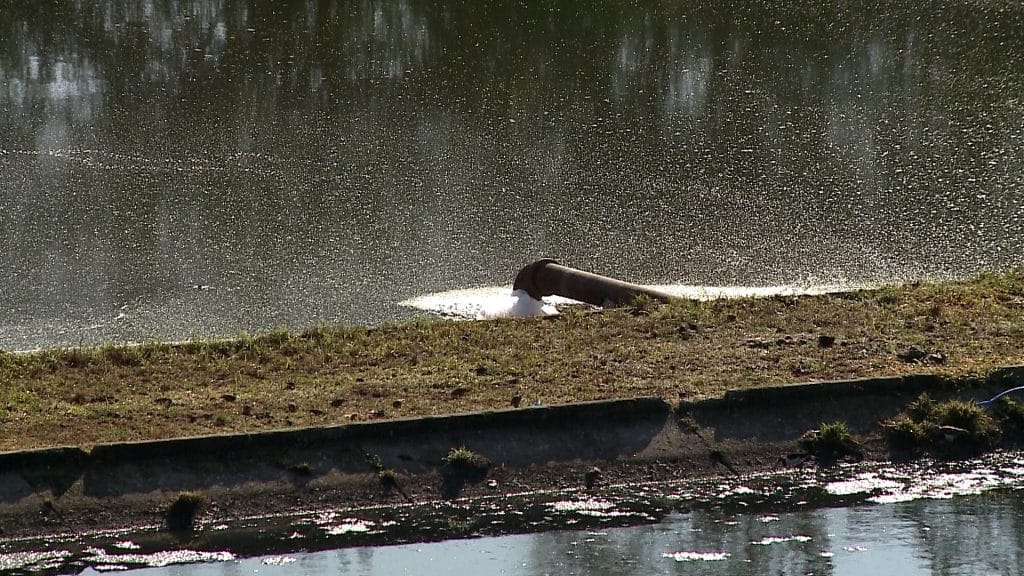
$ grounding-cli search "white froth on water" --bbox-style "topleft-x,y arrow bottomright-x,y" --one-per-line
751,535 -> 814,545
81,548 -> 235,569
399,288 -> 563,319
662,550 -> 732,562
400,282 -> 874,320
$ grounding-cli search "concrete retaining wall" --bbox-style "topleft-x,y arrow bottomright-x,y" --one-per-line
2,367 -> 1022,504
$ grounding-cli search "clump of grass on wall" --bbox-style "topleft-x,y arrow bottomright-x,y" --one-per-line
165,491 -> 206,532
798,421 -> 862,464
883,394 -> 1001,457
992,397 -> 1024,442
442,447 -> 491,472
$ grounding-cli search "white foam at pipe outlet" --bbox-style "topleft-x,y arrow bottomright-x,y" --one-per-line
399,288 -> 561,319
400,281 -> 876,320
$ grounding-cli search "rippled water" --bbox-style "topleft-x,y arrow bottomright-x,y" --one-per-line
2,0 -> 1023,349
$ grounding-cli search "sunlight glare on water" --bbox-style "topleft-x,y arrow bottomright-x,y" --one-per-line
9,452 -> 1024,576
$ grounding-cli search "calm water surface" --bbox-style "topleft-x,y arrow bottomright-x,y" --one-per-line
2,0 -> 1023,349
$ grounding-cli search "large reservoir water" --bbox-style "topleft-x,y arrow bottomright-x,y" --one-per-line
2,0 -> 1023,350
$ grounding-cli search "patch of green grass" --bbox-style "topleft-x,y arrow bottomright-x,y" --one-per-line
905,393 -> 938,421
378,468 -> 400,487
932,400 -> 997,436
628,294 -> 659,316
798,421 -> 862,463
102,344 -> 145,367
884,394 -> 1002,456
992,398 -> 1024,442
64,347 -> 100,368
881,416 -> 926,454
165,491 -> 206,531
915,396 -> 999,446
376,467 -> 412,501
443,447 -> 491,472
817,421 -> 852,445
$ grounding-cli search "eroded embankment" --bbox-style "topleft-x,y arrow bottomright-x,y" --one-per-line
1,366 -> 1023,542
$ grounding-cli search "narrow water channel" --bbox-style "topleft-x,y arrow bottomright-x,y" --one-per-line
110,495 -> 1024,576
4,451 -> 1023,575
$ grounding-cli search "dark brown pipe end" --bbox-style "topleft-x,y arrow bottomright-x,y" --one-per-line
513,258 -> 679,307
512,258 -> 559,300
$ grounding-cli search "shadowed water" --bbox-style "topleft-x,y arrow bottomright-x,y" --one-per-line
4,451 -> 1024,575
2,0 -> 1023,349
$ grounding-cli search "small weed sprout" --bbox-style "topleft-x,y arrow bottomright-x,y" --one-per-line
288,462 -> 314,476
376,468 -> 412,501
64,347 -> 96,368
629,293 -> 657,316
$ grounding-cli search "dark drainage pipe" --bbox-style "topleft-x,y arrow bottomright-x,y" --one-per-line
513,258 -> 678,307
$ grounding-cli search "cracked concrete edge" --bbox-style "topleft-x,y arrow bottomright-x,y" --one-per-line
2,366 -> 1022,474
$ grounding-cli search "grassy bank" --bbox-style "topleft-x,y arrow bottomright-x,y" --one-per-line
1,272 -> 1022,452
